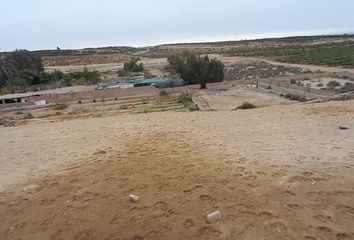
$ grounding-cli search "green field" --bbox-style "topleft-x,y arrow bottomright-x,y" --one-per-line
225,42 -> 354,67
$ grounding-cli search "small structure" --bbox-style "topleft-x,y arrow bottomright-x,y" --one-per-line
96,77 -> 183,90
0,92 -> 32,105
0,85 -> 95,106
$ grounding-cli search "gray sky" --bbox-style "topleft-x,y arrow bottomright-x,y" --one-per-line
1,0 -> 354,51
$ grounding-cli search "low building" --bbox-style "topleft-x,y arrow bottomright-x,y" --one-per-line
96,77 -> 184,90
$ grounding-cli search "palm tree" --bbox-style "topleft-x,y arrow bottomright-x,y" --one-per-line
0,55 -> 17,87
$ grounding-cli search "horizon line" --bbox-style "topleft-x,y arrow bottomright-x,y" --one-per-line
2,29 -> 354,52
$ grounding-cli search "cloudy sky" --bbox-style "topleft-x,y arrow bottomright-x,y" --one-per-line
1,0 -> 354,51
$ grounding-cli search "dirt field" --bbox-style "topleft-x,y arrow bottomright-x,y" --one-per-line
1,100 -> 354,240
197,86 -> 293,111
42,53 -> 132,67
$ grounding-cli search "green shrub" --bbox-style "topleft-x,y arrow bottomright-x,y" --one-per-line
284,93 -> 308,102
22,113 -> 33,119
177,91 -> 199,111
337,82 -> 354,93
234,102 -> 257,110
0,117 -> 15,127
123,57 -> 144,72
177,91 -> 193,104
159,90 -> 168,97
327,80 -> 341,89
186,102 -> 199,111
54,103 -> 68,110
70,68 -> 101,85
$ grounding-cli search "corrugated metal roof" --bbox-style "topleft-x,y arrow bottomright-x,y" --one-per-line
0,85 -> 96,100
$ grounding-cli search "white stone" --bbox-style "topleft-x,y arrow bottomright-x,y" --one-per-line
207,210 -> 222,223
129,194 -> 140,202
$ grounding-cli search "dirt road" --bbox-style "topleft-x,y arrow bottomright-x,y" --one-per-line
0,101 -> 354,239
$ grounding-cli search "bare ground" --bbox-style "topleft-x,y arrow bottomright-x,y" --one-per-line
0,101 -> 354,240
197,86 -> 293,111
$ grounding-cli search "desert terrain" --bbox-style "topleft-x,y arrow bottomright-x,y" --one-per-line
1,99 -> 354,240
1,35 -> 354,240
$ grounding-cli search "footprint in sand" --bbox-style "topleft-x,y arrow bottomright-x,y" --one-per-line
271,170 -> 288,178
313,214 -> 333,224
242,175 -> 257,181
256,171 -> 267,176
199,195 -> 217,205
50,229 -> 64,239
233,173 -> 244,178
145,230 -> 160,239
304,235 -> 317,240
257,211 -> 274,219
104,176 -> 117,182
219,179 -> 230,185
183,189 -> 193,195
236,167 -> 246,172
183,218 -> 195,228
302,171 -> 314,177
335,232 -> 353,240
265,221 -> 287,233
317,226 -> 333,234
199,226 -> 223,240
335,205 -> 354,216
152,201 -> 174,218
287,204 -> 303,211
288,175 -> 314,184
193,184 -> 204,190
238,210 -> 256,217
130,236 -> 144,240
236,157 -> 247,164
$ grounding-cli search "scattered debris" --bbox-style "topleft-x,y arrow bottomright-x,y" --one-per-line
207,210 -> 222,223
23,184 -> 38,192
129,194 -> 140,202
339,126 -> 349,130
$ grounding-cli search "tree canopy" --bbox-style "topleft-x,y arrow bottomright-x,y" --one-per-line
123,57 -> 144,72
0,50 -> 43,88
0,50 -> 101,94
167,52 -> 224,89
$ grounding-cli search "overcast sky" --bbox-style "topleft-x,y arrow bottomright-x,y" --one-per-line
1,0 -> 354,51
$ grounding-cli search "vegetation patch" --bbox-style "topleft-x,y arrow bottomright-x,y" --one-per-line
0,50 -> 101,94
225,42 -> 354,67
177,92 -> 199,111
168,52 -> 224,89
284,93 -> 308,102
234,102 -> 258,110
225,62 -> 313,81
0,117 -> 15,127
159,90 -> 169,97
54,103 -> 69,110
326,80 -> 341,90
337,82 -> 354,93
125,57 -> 144,71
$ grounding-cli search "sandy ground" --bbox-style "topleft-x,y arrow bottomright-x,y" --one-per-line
45,58 -> 168,73
197,86 -> 293,111
1,101 -> 354,240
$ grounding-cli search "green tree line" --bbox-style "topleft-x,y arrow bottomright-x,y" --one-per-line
0,50 -> 101,94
